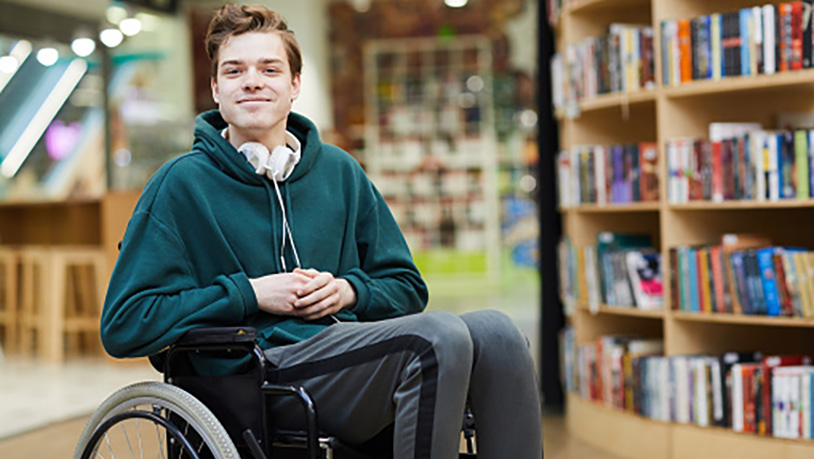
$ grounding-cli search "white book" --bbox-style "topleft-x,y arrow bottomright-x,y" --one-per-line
732,363 -> 744,432
711,14 -> 722,81
671,21 -> 681,86
763,5 -> 776,75
594,145 -> 607,204
584,246 -> 601,314
675,357 -> 691,424
752,7 -> 763,75
570,148 -> 580,205
557,150 -> 571,207
660,357 -> 671,422
773,372 -> 783,437
790,373 -> 801,438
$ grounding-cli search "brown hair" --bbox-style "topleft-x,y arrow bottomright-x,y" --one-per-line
205,4 -> 302,79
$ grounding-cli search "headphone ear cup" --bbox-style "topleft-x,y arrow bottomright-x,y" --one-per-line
238,142 -> 270,175
268,145 -> 296,181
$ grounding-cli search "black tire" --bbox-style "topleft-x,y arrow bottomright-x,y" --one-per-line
74,381 -> 239,459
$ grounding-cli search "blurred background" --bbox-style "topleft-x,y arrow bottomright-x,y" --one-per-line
0,0 -> 572,456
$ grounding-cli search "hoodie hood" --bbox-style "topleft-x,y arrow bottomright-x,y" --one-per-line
193,110 -> 322,185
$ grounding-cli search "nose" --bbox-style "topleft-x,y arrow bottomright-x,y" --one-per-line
242,67 -> 262,91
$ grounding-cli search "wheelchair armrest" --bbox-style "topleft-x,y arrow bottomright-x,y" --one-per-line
175,326 -> 258,347
149,327 -> 263,376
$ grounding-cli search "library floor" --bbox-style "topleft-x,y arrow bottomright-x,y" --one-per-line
0,281 -> 620,458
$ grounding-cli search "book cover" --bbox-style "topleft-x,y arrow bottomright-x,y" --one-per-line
698,247 -> 713,313
722,233 -> 773,314
626,249 -> 664,310
762,355 -> 813,436
688,246 -> 700,313
721,351 -> 763,428
740,8 -> 753,76
792,1 -> 804,70
745,249 -> 767,314
679,19 -> 693,83
795,130 -> 810,199
710,245 -> 727,313
773,249 -> 795,316
711,13 -> 723,80
639,142 -> 659,201
757,247 -> 782,316
763,4 -> 777,74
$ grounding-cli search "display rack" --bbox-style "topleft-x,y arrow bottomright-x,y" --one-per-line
554,0 -> 814,457
363,36 -> 501,278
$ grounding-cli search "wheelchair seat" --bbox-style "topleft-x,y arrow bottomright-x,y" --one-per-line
75,326 -> 477,459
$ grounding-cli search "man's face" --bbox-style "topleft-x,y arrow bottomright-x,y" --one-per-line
211,31 -> 300,139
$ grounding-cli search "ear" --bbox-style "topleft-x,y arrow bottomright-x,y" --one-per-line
211,76 -> 220,105
290,73 -> 301,102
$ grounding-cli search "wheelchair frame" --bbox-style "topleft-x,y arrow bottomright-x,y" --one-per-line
76,326 -> 477,459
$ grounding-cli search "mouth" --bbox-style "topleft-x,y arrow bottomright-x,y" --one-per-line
237,98 -> 272,104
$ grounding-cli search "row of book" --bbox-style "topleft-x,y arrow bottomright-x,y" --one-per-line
556,142 -> 659,207
558,233 -> 664,312
670,238 -> 814,318
559,329 -> 814,438
667,123 -> 814,203
551,24 -> 656,112
661,3 -> 814,87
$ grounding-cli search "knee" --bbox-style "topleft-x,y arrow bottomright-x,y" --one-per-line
462,310 -> 530,358
411,311 -> 473,367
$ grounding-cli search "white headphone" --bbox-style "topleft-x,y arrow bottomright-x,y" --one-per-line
226,131 -> 303,271
237,141 -> 300,182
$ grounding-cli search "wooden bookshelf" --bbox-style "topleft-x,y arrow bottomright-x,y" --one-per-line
554,0 -> 814,456
561,202 -> 661,213
672,311 -> 814,328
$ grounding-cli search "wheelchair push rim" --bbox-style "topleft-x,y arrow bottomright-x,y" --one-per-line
74,381 -> 239,459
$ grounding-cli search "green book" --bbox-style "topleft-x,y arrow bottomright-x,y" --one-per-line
795,130 -> 810,199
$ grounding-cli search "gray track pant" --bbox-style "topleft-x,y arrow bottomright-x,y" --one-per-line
263,310 -> 543,459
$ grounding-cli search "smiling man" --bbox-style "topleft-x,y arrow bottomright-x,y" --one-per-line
100,4 -> 543,458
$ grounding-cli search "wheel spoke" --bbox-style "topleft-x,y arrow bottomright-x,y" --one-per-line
120,420 -> 136,459
104,431 -> 114,459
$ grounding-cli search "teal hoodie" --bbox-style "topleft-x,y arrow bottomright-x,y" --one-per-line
101,110 -> 428,358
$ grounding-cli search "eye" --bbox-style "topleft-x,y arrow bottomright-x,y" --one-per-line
264,68 -> 278,74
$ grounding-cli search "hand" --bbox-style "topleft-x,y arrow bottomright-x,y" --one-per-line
249,272 -> 312,316
293,268 -> 357,321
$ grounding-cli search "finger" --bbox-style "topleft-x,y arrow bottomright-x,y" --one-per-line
302,297 -> 342,321
298,272 -> 333,297
295,281 -> 336,308
294,268 -> 320,278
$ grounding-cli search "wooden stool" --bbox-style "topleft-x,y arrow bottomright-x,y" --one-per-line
0,247 -> 19,355
18,245 -> 107,363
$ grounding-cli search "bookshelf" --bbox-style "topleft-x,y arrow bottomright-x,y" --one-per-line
553,0 -> 814,457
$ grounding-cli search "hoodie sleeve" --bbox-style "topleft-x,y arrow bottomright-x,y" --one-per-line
342,182 -> 428,321
100,210 -> 258,358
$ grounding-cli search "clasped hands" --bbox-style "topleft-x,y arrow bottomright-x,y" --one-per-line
249,268 -> 356,321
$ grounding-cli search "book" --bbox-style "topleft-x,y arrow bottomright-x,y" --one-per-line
626,249 -> 664,310
763,355 -> 813,436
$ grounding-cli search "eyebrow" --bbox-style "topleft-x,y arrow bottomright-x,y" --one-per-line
220,57 -> 285,68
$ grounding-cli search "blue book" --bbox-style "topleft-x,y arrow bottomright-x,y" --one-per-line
688,247 -> 699,313
704,15 -> 713,79
730,251 -> 751,314
740,9 -> 752,76
757,247 -> 781,316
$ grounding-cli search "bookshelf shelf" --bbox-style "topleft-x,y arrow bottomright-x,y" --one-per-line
671,311 -> 814,328
578,90 -> 656,113
567,0 -> 651,15
662,68 -> 814,99
596,305 -> 664,319
563,202 -> 661,213
668,200 -> 814,210
554,0 -> 814,457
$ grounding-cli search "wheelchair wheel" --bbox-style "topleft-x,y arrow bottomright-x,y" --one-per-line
74,381 -> 239,459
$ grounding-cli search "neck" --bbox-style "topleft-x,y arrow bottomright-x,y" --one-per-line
227,124 -> 287,150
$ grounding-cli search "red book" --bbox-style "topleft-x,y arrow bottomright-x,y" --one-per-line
742,365 -> 758,433
696,248 -> 707,312
710,245 -> 727,313
711,140 -> 723,202
761,355 -> 812,435
639,142 -> 659,202
678,19 -> 692,83
780,3 -> 792,72
791,1 -> 804,70
773,251 -> 794,316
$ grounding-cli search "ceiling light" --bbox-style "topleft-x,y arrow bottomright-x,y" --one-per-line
119,18 -> 142,37
445,0 -> 468,7
100,28 -> 124,48
106,5 -> 128,25
0,56 -> 18,74
71,37 -> 96,57
37,47 -> 59,67
135,12 -> 159,32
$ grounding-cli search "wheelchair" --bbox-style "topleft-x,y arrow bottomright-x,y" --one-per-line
74,326 -> 478,459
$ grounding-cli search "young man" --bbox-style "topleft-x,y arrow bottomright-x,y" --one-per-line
101,4 -> 542,458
